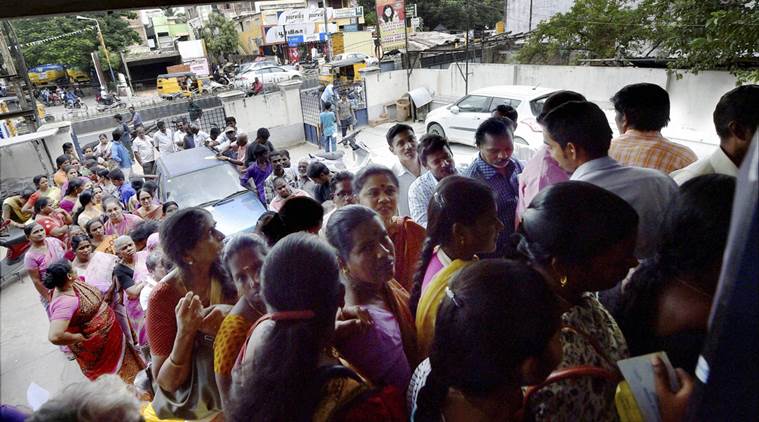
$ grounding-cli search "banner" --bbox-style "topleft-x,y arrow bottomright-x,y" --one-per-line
376,0 -> 405,51
277,8 -> 330,25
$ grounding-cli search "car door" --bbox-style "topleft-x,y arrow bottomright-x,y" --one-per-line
446,95 -> 492,143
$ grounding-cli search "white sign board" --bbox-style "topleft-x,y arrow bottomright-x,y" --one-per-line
255,0 -> 307,12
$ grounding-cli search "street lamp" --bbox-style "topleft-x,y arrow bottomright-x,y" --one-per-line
76,16 -> 116,84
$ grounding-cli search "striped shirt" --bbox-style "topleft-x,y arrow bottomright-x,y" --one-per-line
609,130 -> 697,173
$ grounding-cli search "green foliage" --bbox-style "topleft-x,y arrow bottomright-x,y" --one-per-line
517,0 -> 650,64
416,0 -> 504,31
13,12 -> 140,70
517,0 -> 759,82
200,13 -> 239,60
357,0 -> 377,26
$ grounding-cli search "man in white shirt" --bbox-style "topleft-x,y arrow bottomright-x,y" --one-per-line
542,100 -> 678,259
408,134 -> 458,227
387,123 -> 423,217
132,127 -> 157,175
671,85 -> 758,185
153,120 -> 176,155
173,120 -> 188,150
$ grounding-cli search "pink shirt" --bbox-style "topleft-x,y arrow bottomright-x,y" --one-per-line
104,213 -> 143,236
516,147 -> 569,226
24,238 -> 67,281
268,188 -> 311,212
49,294 -> 79,321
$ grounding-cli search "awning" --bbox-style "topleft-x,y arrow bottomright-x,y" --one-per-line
0,128 -> 58,149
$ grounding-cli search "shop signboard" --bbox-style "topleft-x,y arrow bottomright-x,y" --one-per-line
376,0 -> 405,50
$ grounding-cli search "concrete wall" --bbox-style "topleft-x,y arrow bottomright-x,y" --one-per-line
220,82 -> 305,149
363,70 -> 411,121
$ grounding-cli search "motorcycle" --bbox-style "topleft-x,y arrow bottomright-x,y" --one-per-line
64,97 -> 88,111
0,223 -> 30,285
307,129 -> 372,173
96,91 -> 126,112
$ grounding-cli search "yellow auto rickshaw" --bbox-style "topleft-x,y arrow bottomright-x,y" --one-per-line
319,58 -> 367,85
157,72 -> 203,99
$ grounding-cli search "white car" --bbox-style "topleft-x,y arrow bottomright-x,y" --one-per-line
233,66 -> 302,89
332,52 -> 379,66
424,85 -> 559,160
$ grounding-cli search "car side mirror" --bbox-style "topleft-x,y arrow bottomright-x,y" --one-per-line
450,105 -> 460,114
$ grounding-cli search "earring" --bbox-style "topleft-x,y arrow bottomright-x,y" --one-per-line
560,275 -> 568,287
187,260 -> 194,266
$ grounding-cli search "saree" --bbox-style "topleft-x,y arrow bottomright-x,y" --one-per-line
74,251 -> 118,295
136,205 -> 163,221
383,279 -> 419,368
26,187 -> 61,210
36,214 -> 67,243
2,196 -> 31,223
66,281 -> 145,382
415,259 -> 474,359
94,235 -> 116,255
104,213 -> 143,236
388,217 -> 426,292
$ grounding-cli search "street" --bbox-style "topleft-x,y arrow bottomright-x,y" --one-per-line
0,120 -> 478,409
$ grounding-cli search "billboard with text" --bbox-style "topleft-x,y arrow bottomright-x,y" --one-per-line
376,0 -> 405,51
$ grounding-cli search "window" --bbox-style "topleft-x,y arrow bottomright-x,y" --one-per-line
489,97 -> 522,111
456,95 -> 490,113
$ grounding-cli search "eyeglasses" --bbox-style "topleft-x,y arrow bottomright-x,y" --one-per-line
335,191 -> 355,198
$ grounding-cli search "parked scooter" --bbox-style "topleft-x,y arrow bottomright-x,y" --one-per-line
64,96 -> 87,111
0,224 -> 30,285
308,129 -> 372,173
96,91 -> 126,112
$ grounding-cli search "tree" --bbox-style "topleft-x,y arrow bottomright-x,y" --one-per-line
13,12 -> 140,70
516,0 -> 650,65
201,13 -> 239,61
517,0 -> 759,82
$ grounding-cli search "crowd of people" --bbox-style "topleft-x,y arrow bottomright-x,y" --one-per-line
1,82 -> 757,422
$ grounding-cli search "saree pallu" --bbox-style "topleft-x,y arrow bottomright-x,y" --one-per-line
388,217 -> 426,292
68,281 -> 145,382
94,235 -> 116,255
383,279 -> 419,369
414,259 -> 474,359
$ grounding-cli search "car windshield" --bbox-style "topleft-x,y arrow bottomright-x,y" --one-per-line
165,164 -> 245,209
530,93 -> 556,117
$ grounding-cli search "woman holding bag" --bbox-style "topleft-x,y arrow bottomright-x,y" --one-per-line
145,208 -> 236,421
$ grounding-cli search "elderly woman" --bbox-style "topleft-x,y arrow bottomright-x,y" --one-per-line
44,259 -> 145,383
326,205 -> 418,389
113,235 -> 150,347
85,218 -> 115,254
23,223 -> 67,314
517,182 -> 639,421
354,165 -> 426,292
133,189 -> 163,221
411,176 -> 504,358
34,198 -> 72,243
23,175 -> 61,214
103,197 -> 143,236
145,208 -> 236,420
214,234 -> 268,411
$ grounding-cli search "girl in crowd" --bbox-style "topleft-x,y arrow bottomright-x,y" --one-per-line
516,181 -> 638,421
2,188 -> 34,228
140,250 -> 173,313
162,201 -> 179,218
58,178 -> 84,214
85,218 -> 115,254
354,165 -> 426,292
134,189 -> 163,220
411,176 -> 504,357
103,197 -> 143,236
43,260 -> 145,383
230,233 -> 405,421
257,196 -> 324,246
409,260 -> 563,421
74,189 -> 103,227
214,234 -> 269,410
113,235 -> 150,347
34,197 -> 72,243
326,205 -> 418,389
613,174 -> 736,372
146,208 -> 236,420
23,224 -> 67,313
23,175 -> 61,214
97,168 -> 118,199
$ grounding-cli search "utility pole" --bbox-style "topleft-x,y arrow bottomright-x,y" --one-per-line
322,2 -> 332,61
528,0 -> 533,31
77,16 -> 116,84
464,0 -> 470,95
404,9 -> 410,92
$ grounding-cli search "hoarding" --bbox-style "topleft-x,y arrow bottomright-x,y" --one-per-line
376,0 -> 405,51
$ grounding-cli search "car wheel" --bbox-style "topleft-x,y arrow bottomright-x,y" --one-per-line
428,123 -> 446,138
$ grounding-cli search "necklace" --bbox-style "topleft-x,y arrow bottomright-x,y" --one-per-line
674,277 -> 711,299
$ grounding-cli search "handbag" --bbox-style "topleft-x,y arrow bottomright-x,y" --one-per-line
151,333 -> 222,420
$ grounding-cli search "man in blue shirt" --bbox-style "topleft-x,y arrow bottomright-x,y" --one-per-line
128,105 -> 143,128
319,103 -> 337,152
108,168 -> 136,207
110,127 -> 133,179
463,117 -> 523,257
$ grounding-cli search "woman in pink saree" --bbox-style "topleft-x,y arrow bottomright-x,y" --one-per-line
113,236 -> 149,347
103,197 -> 143,237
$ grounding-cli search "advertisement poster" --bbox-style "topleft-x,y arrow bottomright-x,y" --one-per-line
375,0 -> 405,51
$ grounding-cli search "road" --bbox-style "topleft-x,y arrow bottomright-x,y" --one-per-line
0,120 -> 478,409
40,90 -> 163,123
